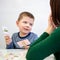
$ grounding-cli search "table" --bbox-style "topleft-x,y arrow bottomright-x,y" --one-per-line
0,49 -> 55,60
0,49 -> 28,60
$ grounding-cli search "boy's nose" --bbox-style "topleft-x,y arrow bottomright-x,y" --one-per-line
26,24 -> 30,28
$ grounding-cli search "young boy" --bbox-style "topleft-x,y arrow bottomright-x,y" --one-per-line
5,11 -> 38,49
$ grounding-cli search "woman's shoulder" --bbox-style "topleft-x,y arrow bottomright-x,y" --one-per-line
51,27 -> 60,36
54,27 -> 60,33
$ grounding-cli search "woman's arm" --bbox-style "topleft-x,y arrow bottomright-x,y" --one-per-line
30,32 -> 49,47
26,15 -> 58,60
26,27 -> 60,60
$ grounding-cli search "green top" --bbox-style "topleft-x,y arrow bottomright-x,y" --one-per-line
26,27 -> 60,60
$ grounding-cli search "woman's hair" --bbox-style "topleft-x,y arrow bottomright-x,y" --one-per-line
50,0 -> 60,26
17,11 -> 34,21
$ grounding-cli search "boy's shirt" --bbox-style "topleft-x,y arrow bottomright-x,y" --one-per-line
6,32 -> 38,49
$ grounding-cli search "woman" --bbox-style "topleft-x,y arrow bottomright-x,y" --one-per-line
26,0 -> 60,60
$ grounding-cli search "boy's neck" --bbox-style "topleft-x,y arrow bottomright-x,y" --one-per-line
19,32 -> 28,37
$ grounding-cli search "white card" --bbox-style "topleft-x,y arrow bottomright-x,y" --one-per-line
17,41 -> 24,47
23,39 -> 30,45
17,39 -> 30,48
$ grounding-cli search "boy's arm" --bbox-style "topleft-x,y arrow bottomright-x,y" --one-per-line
6,42 -> 14,49
5,36 -> 14,49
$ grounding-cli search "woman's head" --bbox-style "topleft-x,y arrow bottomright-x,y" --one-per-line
50,0 -> 60,27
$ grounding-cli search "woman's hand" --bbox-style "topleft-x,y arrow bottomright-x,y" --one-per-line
45,14 -> 56,34
4,36 -> 12,45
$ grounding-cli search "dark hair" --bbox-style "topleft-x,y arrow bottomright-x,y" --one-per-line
50,0 -> 60,26
17,11 -> 34,21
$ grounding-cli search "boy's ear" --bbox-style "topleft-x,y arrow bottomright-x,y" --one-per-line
16,20 -> 19,26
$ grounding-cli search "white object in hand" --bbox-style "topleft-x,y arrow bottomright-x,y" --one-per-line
2,26 -> 9,36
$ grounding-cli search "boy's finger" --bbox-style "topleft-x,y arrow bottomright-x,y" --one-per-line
4,36 -> 10,40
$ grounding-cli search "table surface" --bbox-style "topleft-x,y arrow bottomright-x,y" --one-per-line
0,49 -> 28,60
0,49 -> 55,60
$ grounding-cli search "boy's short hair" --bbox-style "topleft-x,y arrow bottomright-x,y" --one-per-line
17,11 -> 34,21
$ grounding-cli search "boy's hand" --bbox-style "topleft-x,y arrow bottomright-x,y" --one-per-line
23,46 -> 30,49
4,36 -> 12,45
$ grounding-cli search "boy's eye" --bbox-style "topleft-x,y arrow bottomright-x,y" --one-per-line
30,23 -> 33,26
23,21 -> 27,24
23,21 -> 33,26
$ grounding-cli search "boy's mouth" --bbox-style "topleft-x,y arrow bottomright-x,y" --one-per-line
25,29 -> 29,30
24,28 -> 29,31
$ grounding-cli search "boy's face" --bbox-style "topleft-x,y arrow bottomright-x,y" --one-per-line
16,16 -> 34,34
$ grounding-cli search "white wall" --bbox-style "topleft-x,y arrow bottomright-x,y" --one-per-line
0,0 -> 50,48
